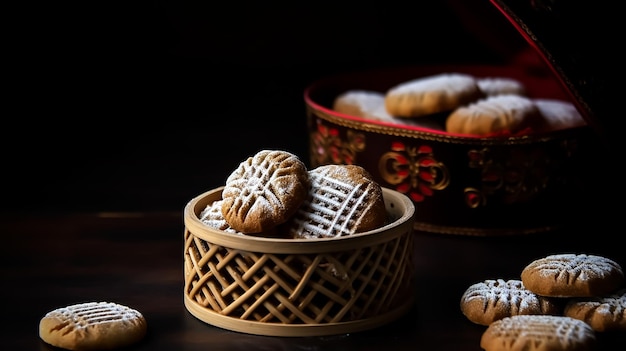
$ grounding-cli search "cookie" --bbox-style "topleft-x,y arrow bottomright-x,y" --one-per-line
333,89 -> 445,130
445,94 -> 541,135
564,288 -> 626,332
39,301 -> 147,351
333,90 -> 393,121
476,77 -> 526,96
520,253 -> 625,298
283,164 -> 387,239
533,98 -> 587,132
221,150 -> 309,233
480,315 -> 596,351
199,199 -> 242,234
201,199 -> 285,238
385,73 -> 483,118
460,279 -> 561,326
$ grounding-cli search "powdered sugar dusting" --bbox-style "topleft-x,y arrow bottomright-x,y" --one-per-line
199,200 -> 241,234
449,94 -> 539,135
488,315 -> 596,344
462,279 -> 555,315
390,73 -> 476,94
564,288 -> 626,332
47,302 -> 144,329
535,254 -> 623,282
287,165 -> 385,239
221,150 -> 309,233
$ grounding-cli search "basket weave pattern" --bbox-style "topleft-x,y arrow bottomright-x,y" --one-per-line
183,187 -> 415,335
184,229 -> 414,324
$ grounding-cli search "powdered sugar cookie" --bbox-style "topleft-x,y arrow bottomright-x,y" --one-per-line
282,164 -> 387,239
333,89 -> 445,130
521,253 -> 625,298
564,288 -> 626,332
39,301 -> 147,351
445,94 -> 541,135
333,90 -> 392,121
222,150 -> 309,233
385,73 -> 483,118
476,76 -> 526,96
480,315 -> 596,351
533,98 -> 587,132
200,199 -> 243,234
460,279 -> 561,326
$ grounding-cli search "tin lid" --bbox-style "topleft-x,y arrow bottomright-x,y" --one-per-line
490,0 -> 617,154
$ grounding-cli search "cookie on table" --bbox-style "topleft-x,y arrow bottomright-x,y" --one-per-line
460,279 -> 561,326
533,98 -> 587,132
221,150 -> 310,234
282,164 -> 387,239
521,253 -> 625,298
333,90 -> 445,130
39,301 -> 147,351
476,76 -> 526,97
385,73 -> 483,118
480,315 -> 596,351
445,94 -> 541,135
564,288 -> 626,332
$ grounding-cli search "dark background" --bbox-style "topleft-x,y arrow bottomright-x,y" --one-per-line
4,1 -> 536,213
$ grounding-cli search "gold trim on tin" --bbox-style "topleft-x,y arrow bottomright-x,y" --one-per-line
306,105 -> 580,146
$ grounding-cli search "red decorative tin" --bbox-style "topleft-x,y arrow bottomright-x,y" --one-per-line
304,65 -> 601,236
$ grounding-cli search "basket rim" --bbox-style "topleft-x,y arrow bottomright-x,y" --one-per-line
184,186 -> 415,254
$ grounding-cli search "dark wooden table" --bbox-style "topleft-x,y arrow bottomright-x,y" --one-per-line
3,207 -> 623,351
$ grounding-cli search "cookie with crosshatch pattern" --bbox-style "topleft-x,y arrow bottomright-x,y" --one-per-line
521,253 -> 625,298
564,288 -> 626,332
480,315 -> 596,351
39,301 -> 147,351
221,149 -> 310,234
460,279 -> 561,326
282,164 -> 387,239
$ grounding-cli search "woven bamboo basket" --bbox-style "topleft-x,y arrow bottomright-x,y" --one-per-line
183,186 -> 416,337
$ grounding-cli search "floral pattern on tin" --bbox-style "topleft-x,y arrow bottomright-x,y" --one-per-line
378,141 -> 449,202
463,146 -> 552,208
310,119 -> 365,166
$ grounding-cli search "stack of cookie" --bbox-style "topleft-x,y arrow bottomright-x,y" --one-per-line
332,72 -> 587,136
200,149 -> 388,239
460,253 -> 625,351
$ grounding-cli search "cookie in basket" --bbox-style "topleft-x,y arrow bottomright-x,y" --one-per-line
221,149 -> 310,234
520,253 -> 625,298
39,301 -> 147,351
282,164 -> 387,239
460,279 -> 561,326
200,199 -> 242,234
564,288 -> 626,332
385,72 -> 483,118
445,94 -> 541,135
480,315 -> 596,351
200,199 -> 283,237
